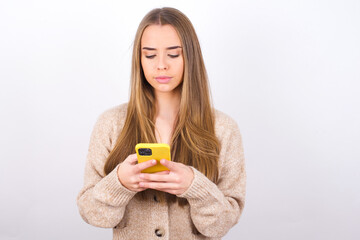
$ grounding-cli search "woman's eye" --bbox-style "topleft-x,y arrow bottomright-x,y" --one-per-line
168,54 -> 180,58
145,55 -> 156,59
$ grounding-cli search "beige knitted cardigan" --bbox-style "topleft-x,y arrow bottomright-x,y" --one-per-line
77,103 -> 246,240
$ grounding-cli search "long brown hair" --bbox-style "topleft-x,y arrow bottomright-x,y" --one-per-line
104,7 -> 220,204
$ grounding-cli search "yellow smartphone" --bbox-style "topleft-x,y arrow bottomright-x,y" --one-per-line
135,143 -> 171,173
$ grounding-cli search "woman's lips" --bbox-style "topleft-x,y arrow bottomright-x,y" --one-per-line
155,76 -> 171,84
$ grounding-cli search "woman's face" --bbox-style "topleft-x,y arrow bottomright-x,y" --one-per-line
141,24 -> 184,95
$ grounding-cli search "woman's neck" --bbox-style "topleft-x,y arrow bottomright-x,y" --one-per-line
154,90 -> 180,121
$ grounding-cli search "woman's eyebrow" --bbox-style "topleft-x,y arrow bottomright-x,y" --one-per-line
142,46 -> 182,50
167,46 -> 182,50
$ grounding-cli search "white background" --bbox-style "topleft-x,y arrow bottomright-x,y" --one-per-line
1,0 -> 359,239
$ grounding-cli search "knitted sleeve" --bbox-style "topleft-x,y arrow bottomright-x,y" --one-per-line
177,115 -> 246,238
76,107 -> 136,228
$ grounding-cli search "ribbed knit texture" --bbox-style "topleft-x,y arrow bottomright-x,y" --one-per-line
77,103 -> 246,239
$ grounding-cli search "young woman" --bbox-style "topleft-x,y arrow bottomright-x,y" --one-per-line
77,7 -> 246,240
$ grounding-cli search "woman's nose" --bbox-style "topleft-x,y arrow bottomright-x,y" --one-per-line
157,55 -> 168,70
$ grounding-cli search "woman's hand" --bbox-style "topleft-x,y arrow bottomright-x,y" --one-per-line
138,159 -> 194,195
117,154 -> 158,192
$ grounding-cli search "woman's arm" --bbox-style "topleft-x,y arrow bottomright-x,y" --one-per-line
76,110 -> 136,228
177,118 -> 246,238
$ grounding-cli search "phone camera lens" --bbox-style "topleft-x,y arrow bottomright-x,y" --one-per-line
139,148 -> 152,156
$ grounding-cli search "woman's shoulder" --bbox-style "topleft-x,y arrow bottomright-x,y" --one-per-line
99,103 -> 128,118
213,108 -> 239,131
95,103 -> 128,129
213,108 -> 241,143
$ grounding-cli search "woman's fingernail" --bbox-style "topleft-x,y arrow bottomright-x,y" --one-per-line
152,160 -> 157,164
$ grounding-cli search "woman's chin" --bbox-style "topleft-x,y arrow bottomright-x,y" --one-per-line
154,86 -> 177,94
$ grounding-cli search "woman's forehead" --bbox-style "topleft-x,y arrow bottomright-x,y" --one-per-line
141,24 -> 182,49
